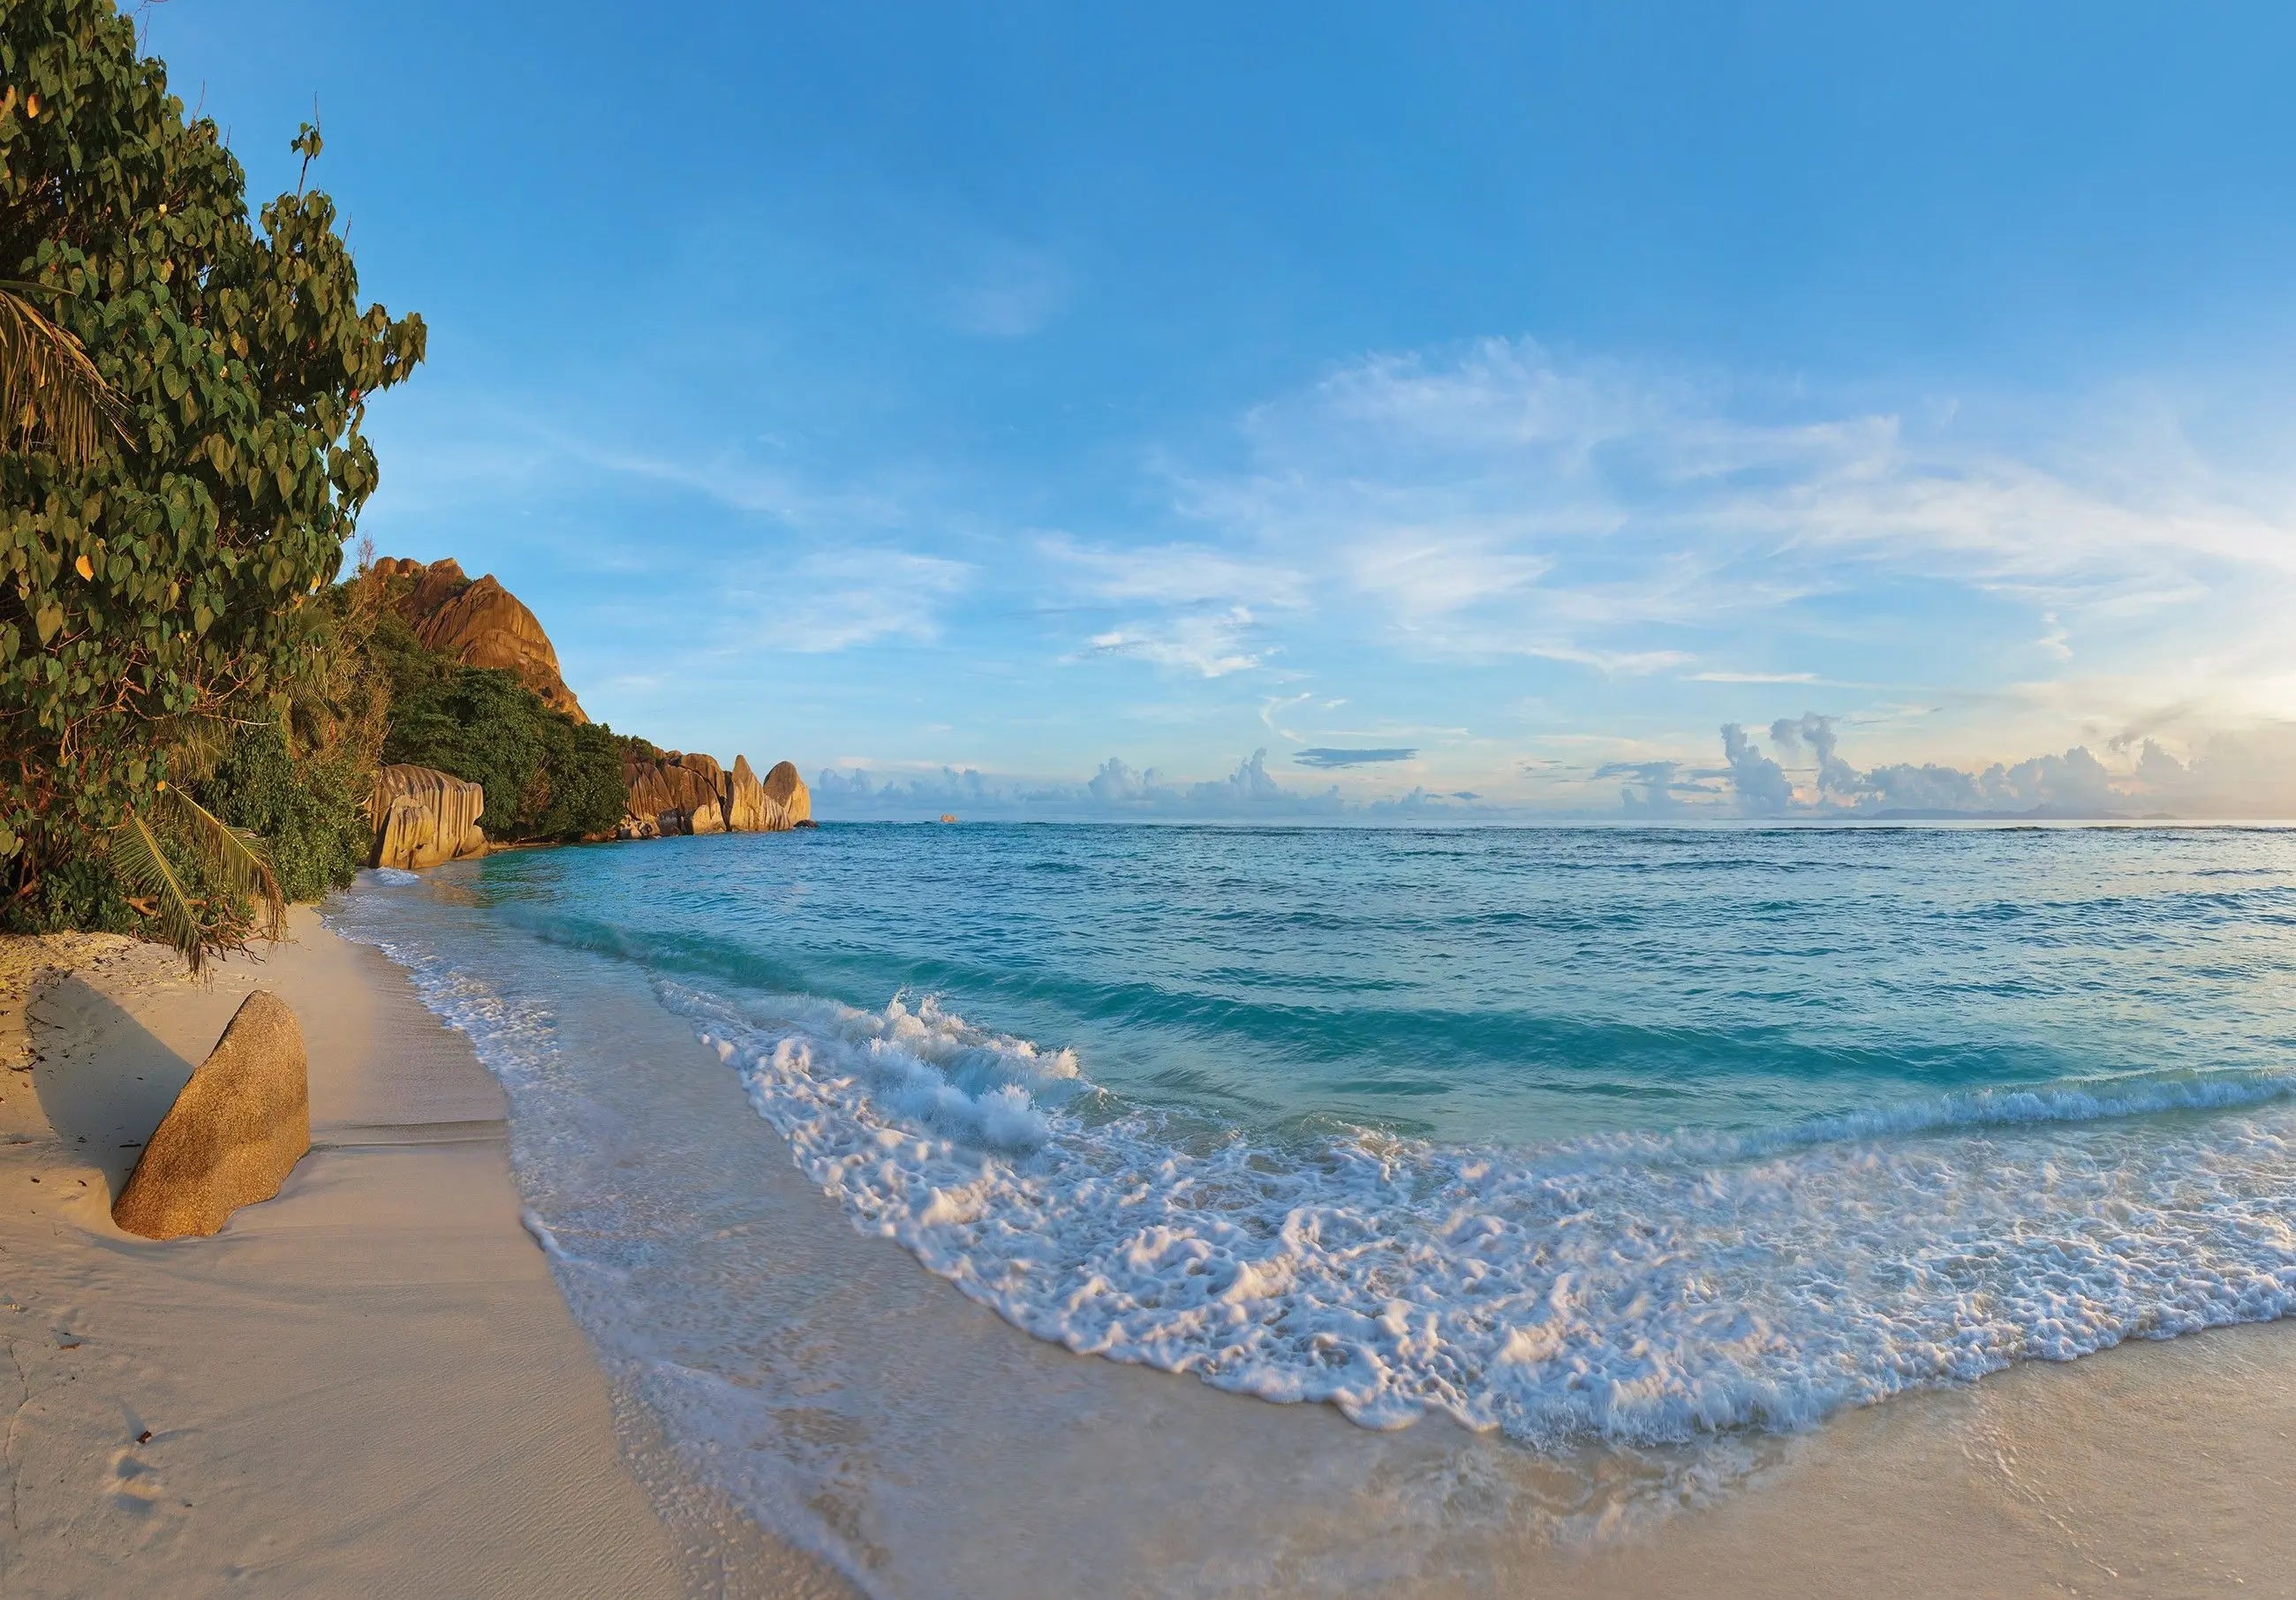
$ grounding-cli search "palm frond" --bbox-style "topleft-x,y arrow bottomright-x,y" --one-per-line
106,789 -> 287,974
153,713 -> 235,785
0,283 -> 129,465
151,785 -> 286,943
107,804 -> 210,972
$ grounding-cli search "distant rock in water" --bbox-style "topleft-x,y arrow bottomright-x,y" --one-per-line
623,750 -> 811,835
725,755 -> 773,833
372,764 -> 487,870
373,555 -> 587,722
760,760 -> 811,827
113,991 -> 311,1241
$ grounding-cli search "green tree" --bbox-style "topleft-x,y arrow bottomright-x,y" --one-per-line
0,1 -> 423,957
381,649 -> 628,843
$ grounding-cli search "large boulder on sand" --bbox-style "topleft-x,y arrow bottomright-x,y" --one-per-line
372,555 -> 587,722
113,992 -> 311,1241
371,764 -> 487,870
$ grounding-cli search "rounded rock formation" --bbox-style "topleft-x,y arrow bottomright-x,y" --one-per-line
112,992 -> 312,1241
372,764 -> 487,870
759,760 -> 812,829
373,556 -> 586,722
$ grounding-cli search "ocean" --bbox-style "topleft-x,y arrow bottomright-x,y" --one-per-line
329,822 -> 2296,1590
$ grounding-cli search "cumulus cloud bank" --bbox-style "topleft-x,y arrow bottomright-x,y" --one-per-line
814,748 -> 1531,823
1665,713 -> 2296,819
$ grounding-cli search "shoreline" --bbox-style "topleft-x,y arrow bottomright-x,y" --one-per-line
0,909 -> 847,1599
10,899 -> 2296,1596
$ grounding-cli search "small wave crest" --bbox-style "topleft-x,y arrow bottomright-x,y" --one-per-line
670,981 -> 2296,1450
705,990 -> 1087,1154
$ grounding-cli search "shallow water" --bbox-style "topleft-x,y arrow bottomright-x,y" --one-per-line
327,823 -> 2296,1591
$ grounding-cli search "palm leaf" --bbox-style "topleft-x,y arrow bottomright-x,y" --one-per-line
152,785 -> 286,943
152,713 -> 236,786
106,789 -> 287,973
0,283 -> 129,465
107,804 -> 210,972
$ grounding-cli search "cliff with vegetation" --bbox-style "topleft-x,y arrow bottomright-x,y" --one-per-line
0,0 -> 804,965
366,556 -> 809,859
371,555 -> 585,721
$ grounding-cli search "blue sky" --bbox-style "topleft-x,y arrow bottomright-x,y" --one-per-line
148,2 -> 2296,817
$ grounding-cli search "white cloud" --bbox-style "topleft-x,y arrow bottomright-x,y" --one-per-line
768,549 -> 974,652
1084,607 -> 1265,677
1166,338 -> 2296,709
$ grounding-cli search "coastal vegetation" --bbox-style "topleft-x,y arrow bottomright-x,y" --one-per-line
372,601 -> 630,844
0,0 -> 422,963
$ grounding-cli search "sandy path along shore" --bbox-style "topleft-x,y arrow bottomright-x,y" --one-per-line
0,909 -> 844,1599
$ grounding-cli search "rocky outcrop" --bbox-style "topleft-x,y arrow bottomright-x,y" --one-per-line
373,556 -> 587,722
623,750 -> 727,835
757,759 -> 812,829
373,555 -> 817,845
113,992 -> 311,1240
371,764 -> 487,870
622,751 -> 811,836
724,756 -> 770,833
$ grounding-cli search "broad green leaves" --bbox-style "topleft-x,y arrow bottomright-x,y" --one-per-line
1,0 -> 424,938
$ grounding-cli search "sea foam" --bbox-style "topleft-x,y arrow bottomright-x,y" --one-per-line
672,981 -> 2296,1447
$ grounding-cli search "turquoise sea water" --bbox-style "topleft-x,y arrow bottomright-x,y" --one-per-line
330,822 -> 2296,1535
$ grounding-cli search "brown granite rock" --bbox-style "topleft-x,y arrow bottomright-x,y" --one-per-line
760,760 -> 812,828
623,750 -> 728,835
371,764 -> 487,870
112,992 -> 311,1241
619,749 -> 808,837
373,556 -> 587,722
724,756 -> 771,832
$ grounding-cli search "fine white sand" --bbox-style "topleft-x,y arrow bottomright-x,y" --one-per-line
0,909 -> 848,1599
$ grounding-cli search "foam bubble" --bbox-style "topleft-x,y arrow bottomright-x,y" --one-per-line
668,981 -> 2296,1449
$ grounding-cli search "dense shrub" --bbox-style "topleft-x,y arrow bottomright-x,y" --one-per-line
193,721 -> 370,902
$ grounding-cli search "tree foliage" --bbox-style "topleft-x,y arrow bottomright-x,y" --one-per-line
0,0 -> 424,947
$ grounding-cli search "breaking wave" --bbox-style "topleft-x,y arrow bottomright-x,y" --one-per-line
672,980 -> 2296,1447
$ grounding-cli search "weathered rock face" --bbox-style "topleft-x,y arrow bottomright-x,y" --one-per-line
373,556 -> 587,722
113,992 -> 311,1241
758,759 -> 812,829
623,750 -> 728,835
623,750 -> 809,835
372,764 -> 487,870
724,756 -> 772,832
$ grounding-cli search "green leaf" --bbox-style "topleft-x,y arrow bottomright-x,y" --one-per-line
34,601 -> 63,644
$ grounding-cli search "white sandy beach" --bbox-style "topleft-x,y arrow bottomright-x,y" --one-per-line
5,909 -> 2295,1598
0,909 -> 848,1599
